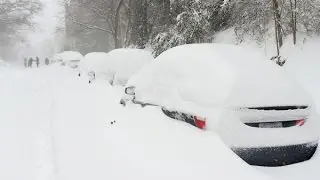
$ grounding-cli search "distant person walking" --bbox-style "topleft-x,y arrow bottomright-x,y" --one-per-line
28,57 -> 33,68
36,56 -> 40,68
45,57 -> 50,65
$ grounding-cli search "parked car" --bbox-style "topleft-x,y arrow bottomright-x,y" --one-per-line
106,48 -> 153,86
79,49 -> 153,85
120,43 -> 319,167
52,51 -> 83,69
78,52 -> 110,83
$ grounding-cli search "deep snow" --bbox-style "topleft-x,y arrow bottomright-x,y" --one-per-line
1,36 -> 320,180
0,65 -> 274,180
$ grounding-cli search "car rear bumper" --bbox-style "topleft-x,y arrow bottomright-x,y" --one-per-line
232,142 -> 318,167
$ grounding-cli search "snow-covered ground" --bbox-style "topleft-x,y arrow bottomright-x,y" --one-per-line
0,65 -> 273,180
1,36 -> 320,180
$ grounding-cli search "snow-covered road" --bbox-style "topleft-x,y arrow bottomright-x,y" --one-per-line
0,65 -> 319,180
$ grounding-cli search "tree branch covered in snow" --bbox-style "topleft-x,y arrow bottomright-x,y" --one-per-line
64,0 -> 320,56
71,19 -> 113,34
0,0 -> 43,44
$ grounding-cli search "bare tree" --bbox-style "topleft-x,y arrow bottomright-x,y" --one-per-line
65,0 -> 128,49
0,0 -> 43,44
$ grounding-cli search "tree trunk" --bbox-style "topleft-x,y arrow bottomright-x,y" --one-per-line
272,0 -> 283,49
130,0 -> 149,48
294,0 -> 297,44
289,0 -> 296,44
162,0 -> 171,27
114,0 -> 126,48
124,0 -> 132,47
273,0 -> 280,57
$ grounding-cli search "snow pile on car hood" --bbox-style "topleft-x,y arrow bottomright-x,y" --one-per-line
53,51 -> 83,62
129,43 -> 310,115
107,48 -> 153,85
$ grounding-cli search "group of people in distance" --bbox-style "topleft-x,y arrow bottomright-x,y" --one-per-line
24,57 -> 50,68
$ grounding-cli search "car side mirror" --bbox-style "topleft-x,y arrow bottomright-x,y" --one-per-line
125,86 -> 136,95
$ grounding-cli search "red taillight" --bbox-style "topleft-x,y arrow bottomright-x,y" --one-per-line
295,119 -> 305,126
193,116 -> 206,130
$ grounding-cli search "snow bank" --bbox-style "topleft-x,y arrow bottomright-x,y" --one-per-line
106,48 -> 153,85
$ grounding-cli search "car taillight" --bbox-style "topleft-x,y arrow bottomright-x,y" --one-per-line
193,116 -> 206,130
295,119 -> 305,126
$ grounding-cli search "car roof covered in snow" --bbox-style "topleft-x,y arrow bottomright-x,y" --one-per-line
128,43 -> 311,114
106,48 -> 153,83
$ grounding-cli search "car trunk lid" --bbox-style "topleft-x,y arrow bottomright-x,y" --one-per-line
233,105 -> 310,128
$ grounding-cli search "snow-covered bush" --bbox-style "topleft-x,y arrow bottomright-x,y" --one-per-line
151,30 -> 184,57
227,0 -> 320,44
151,0 -> 214,57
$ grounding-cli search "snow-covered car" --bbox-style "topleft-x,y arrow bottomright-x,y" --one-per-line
120,43 -> 319,166
78,52 -> 111,83
106,48 -> 153,86
79,49 -> 153,85
52,51 -> 83,69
